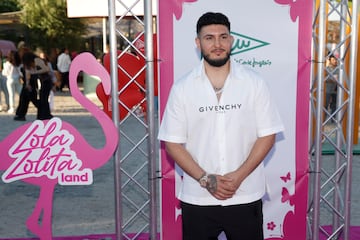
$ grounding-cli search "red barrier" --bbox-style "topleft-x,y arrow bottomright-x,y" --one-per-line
98,51 -> 146,120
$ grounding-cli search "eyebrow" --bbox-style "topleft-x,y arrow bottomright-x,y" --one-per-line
202,32 -> 229,38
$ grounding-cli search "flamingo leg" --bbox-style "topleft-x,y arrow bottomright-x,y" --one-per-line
26,184 -> 55,240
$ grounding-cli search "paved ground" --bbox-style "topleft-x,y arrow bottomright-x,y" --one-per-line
0,90 -> 359,238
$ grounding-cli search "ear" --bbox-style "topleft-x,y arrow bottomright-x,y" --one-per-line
230,35 -> 234,45
195,37 -> 200,49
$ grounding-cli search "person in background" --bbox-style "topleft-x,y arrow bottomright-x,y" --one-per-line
3,50 -> 22,114
14,51 -> 52,121
0,50 -> 9,112
325,54 -> 338,115
57,47 -> 71,92
35,52 -> 53,120
14,51 -> 38,121
40,51 -> 57,112
158,12 -> 284,240
0,50 -> 4,111
71,51 -> 78,60
49,48 -> 61,90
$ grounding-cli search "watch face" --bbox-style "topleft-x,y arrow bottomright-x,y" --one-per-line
199,175 -> 208,188
200,179 -> 207,188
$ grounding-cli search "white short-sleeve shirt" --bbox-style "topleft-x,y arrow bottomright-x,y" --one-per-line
158,60 -> 284,206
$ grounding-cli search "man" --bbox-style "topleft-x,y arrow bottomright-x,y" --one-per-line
325,54 -> 338,114
158,12 -> 284,239
57,47 -> 71,91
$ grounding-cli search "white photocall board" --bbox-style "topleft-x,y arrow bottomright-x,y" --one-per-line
158,1 -> 313,239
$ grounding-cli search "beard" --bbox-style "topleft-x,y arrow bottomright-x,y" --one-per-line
202,51 -> 230,67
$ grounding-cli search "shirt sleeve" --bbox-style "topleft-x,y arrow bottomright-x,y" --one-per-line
255,78 -> 284,137
158,82 -> 187,143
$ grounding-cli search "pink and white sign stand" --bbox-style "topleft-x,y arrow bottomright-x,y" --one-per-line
0,52 -> 119,239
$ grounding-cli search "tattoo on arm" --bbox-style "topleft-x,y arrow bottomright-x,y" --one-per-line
206,174 -> 217,193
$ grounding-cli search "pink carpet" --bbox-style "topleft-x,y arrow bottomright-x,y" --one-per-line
0,233 -> 151,240
1,228 -> 359,240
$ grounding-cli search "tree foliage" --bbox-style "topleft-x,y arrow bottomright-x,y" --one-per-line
18,0 -> 87,51
0,0 -> 20,13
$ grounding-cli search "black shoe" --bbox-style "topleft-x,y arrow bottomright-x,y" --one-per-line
14,116 -> 26,121
38,114 -> 53,120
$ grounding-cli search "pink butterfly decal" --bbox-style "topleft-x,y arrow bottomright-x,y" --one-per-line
280,172 -> 291,183
281,187 -> 295,206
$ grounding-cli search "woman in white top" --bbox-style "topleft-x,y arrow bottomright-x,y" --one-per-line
3,50 -> 22,114
0,50 -> 9,112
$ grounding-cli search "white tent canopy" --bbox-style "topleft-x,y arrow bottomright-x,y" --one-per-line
66,0 -> 157,17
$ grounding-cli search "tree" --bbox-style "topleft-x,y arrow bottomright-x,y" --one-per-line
18,0 -> 87,52
0,0 -> 20,13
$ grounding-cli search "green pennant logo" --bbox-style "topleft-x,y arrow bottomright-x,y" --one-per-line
231,31 -> 270,55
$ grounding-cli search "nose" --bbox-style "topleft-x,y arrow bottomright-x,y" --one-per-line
214,37 -> 221,47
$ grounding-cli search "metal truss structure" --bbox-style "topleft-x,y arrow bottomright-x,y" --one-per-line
107,0 -> 157,239
105,0 -> 359,240
308,0 -> 358,239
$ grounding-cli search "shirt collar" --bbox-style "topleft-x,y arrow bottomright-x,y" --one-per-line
196,58 -> 235,80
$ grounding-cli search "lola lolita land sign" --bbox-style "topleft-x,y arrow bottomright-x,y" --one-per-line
2,118 -> 94,186
0,52 -> 119,240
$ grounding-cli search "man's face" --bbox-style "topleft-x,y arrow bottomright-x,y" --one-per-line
196,24 -> 233,67
330,57 -> 337,66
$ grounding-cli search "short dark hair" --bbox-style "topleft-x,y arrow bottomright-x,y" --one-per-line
196,12 -> 231,34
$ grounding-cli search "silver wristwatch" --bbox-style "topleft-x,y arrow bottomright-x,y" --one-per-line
198,173 -> 208,188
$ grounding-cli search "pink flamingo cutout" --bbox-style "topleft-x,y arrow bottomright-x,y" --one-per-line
0,52 -> 119,239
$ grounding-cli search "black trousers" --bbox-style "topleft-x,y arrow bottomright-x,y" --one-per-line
37,78 -> 53,120
16,79 -> 38,118
181,200 -> 264,240
59,71 -> 69,90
